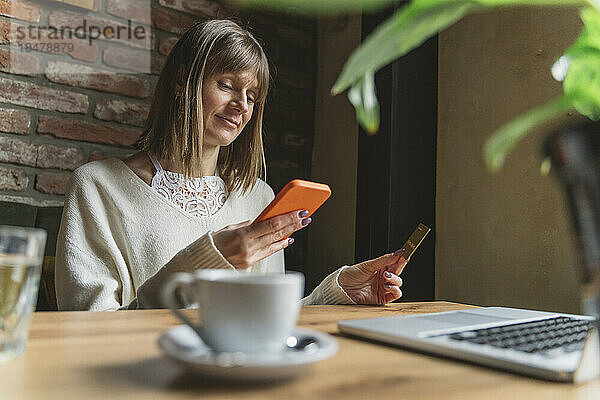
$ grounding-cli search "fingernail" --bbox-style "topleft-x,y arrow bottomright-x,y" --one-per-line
384,271 -> 391,278
384,284 -> 391,289
394,248 -> 405,256
301,217 -> 312,226
288,238 -> 295,245
298,210 -> 309,218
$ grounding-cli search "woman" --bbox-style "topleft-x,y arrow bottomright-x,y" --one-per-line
55,19 -> 408,311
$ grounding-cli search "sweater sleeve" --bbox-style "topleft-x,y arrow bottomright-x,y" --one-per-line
169,232 -> 235,272
55,171 -> 127,311
300,266 -> 356,305
131,231 -> 235,309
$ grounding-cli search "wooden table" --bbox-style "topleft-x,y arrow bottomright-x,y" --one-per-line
2,302 -> 599,399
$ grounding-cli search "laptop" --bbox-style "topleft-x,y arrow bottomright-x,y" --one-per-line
338,307 -> 599,383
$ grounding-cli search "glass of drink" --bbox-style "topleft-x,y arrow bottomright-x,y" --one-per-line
0,225 -> 46,362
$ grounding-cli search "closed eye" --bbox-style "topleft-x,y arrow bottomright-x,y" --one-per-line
219,81 -> 256,105
247,90 -> 257,104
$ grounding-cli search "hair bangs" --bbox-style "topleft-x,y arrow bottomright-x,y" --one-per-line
206,33 -> 270,104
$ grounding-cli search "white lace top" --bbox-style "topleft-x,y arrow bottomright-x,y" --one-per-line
149,154 -> 228,218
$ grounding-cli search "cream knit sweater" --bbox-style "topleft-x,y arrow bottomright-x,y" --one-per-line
55,159 -> 354,311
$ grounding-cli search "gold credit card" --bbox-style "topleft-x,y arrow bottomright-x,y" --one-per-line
401,223 -> 431,258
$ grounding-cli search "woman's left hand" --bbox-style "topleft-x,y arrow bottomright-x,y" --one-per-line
338,250 -> 409,305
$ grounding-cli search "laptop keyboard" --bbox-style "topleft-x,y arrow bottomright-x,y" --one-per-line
446,316 -> 597,354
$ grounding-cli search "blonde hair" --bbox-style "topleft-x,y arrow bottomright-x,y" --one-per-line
139,19 -> 270,194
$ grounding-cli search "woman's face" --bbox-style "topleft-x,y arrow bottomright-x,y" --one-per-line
202,70 -> 259,148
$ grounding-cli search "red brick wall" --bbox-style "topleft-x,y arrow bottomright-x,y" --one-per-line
0,0 -> 318,210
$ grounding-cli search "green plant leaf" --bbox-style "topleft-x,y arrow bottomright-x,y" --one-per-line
232,0 -> 398,14
588,0 -> 600,12
348,71 -> 380,133
471,0 -> 585,6
484,96 -> 574,172
560,7 -> 600,120
332,1 -> 477,95
540,157 -> 552,175
332,0 -> 587,95
234,0 -> 588,14
563,54 -> 600,119
565,7 -> 600,54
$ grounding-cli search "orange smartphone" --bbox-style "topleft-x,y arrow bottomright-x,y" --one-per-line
254,179 -> 331,231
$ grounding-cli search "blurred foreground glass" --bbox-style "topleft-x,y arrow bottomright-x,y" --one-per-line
0,226 -> 46,362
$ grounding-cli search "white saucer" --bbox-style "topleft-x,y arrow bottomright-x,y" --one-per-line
158,325 -> 338,382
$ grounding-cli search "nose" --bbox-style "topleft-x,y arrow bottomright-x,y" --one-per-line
230,92 -> 249,114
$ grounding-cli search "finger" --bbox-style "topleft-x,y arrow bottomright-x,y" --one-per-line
250,210 -> 307,238
383,271 -> 403,287
359,252 -> 401,273
384,287 -> 402,304
256,214 -> 310,244
389,255 -> 410,275
251,237 -> 294,264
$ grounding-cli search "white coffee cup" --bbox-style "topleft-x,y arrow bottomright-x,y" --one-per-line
163,269 -> 304,354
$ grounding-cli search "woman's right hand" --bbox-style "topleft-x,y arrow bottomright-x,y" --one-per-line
212,210 -> 311,269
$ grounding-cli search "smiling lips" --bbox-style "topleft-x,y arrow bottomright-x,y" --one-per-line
216,115 -> 240,129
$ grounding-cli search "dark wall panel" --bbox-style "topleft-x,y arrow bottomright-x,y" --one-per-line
355,9 -> 437,301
